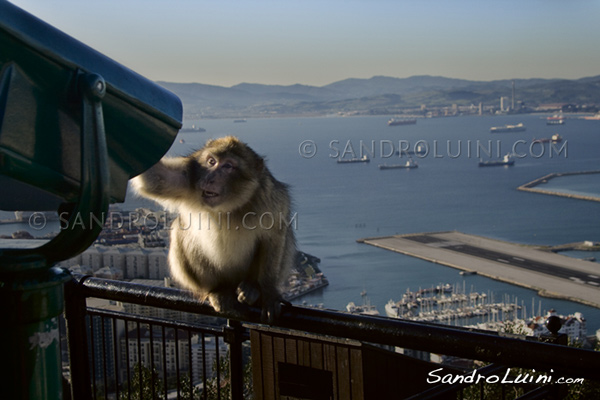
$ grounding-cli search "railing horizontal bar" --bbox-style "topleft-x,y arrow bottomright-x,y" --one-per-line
73,275 -> 600,381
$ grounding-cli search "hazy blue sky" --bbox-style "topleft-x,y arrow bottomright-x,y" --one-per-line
9,0 -> 600,87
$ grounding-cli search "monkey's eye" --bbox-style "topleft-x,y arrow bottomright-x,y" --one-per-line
207,157 -> 217,166
222,162 -> 234,170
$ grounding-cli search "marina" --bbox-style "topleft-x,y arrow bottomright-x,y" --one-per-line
384,283 -> 522,325
358,231 -> 600,309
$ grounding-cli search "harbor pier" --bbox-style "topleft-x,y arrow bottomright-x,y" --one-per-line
517,170 -> 600,202
358,231 -> 600,308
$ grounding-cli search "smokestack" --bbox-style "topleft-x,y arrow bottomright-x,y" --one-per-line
512,80 -> 515,110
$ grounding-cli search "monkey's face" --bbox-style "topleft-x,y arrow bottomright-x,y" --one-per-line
198,154 -> 240,206
192,141 -> 263,211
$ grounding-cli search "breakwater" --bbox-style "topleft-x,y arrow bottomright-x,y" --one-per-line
517,170 -> 600,202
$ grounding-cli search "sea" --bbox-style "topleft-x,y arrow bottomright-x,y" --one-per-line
3,113 -> 600,332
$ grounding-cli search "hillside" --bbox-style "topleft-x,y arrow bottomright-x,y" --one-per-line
157,75 -> 600,119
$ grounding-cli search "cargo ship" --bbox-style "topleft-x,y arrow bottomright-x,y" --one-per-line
490,123 -> 526,133
379,158 -> 418,169
546,115 -> 565,125
337,155 -> 370,164
388,118 -> 417,126
179,125 -> 206,133
478,153 -> 514,167
533,134 -> 562,144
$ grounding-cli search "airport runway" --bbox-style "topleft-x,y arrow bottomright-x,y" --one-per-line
358,231 -> 600,308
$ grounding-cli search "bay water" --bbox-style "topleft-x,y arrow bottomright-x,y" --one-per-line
4,114 -> 600,331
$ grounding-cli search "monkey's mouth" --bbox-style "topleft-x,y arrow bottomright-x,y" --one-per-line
202,190 -> 219,198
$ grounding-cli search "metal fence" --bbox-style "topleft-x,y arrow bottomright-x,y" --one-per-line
63,274 -> 600,400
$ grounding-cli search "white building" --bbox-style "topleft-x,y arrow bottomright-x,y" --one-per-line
58,245 -> 168,280
191,336 -> 228,382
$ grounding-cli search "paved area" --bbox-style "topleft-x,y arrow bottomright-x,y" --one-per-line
358,231 -> 600,308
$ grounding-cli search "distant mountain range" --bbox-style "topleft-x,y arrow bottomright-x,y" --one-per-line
157,75 -> 600,119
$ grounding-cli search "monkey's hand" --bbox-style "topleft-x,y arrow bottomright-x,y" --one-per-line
236,281 -> 261,306
208,291 -> 238,314
236,281 -> 281,323
261,296 -> 283,324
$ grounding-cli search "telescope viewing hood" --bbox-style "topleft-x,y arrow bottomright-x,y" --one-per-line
0,1 -> 183,212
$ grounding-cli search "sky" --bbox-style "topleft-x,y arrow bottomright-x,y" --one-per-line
8,0 -> 600,87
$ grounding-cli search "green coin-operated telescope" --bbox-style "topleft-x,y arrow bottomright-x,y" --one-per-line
0,2 -> 182,398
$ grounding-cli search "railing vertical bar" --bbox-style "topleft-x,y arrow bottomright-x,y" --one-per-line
150,324 -> 156,400
136,321 -> 142,400
64,279 -> 92,400
227,320 -> 244,400
101,317 -> 108,399
479,380 -> 484,400
188,329 -> 193,400
215,334 -> 221,400
347,346 -> 352,400
125,322 -> 131,400
255,331 -> 264,400
201,332 -> 207,400
112,316 -> 120,400
162,325 -> 168,400
124,321 -> 131,400
89,315 -> 97,400
333,344 -> 339,400
175,328 -> 181,400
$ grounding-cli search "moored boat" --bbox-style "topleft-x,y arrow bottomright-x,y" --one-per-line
347,298 -> 379,316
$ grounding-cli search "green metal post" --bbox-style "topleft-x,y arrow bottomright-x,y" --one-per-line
0,259 -> 70,399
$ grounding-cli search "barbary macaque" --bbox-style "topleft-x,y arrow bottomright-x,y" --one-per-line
131,136 -> 295,322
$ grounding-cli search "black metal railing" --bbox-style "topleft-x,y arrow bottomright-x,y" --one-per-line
63,274 -> 600,400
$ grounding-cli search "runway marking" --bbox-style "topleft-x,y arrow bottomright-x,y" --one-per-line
512,257 -> 525,262
588,282 -> 599,286
589,274 -> 599,279
497,258 -> 510,264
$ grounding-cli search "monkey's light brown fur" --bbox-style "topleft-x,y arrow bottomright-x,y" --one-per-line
132,136 -> 295,322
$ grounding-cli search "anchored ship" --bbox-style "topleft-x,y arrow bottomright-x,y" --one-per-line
479,153 -> 514,167
490,123 -> 526,133
388,118 -> 417,126
337,155 -> 370,164
533,134 -> 562,144
379,158 -> 418,170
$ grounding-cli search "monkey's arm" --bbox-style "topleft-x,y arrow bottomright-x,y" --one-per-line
238,227 -> 295,323
131,157 -> 193,204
